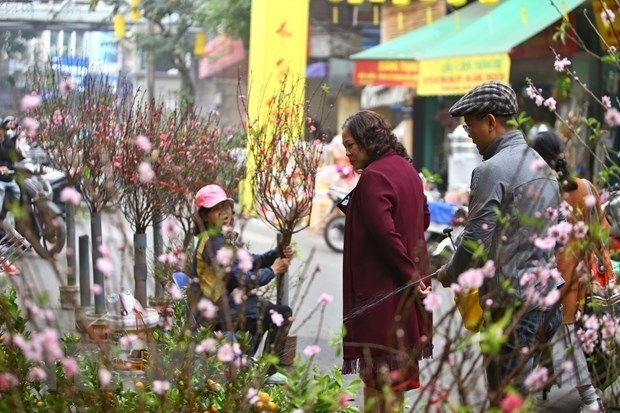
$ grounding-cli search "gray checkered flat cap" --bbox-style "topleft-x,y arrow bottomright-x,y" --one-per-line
449,81 -> 518,117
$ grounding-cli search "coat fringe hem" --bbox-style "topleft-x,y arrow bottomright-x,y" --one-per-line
341,345 -> 433,375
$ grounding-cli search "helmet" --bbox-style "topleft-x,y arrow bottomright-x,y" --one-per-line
194,185 -> 233,209
2,116 -> 17,129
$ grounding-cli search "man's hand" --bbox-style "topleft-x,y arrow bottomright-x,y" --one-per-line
437,265 -> 450,288
0,166 -> 8,175
271,257 -> 290,276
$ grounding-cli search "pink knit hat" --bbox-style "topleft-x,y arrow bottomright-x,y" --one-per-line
194,185 -> 234,209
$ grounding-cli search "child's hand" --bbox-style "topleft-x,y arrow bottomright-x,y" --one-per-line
271,258 -> 290,276
281,245 -> 294,259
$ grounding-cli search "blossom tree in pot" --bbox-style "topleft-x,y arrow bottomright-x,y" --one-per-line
241,74 -> 328,305
156,110 -> 244,248
115,94 -> 169,308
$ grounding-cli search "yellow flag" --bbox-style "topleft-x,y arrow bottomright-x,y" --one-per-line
242,0 -> 310,214
130,0 -> 141,20
193,32 -> 206,56
114,15 -> 126,38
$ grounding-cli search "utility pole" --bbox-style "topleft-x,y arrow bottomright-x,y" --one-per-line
146,19 -> 165,299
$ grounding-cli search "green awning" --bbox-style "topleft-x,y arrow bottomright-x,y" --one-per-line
351,0 -> 586,62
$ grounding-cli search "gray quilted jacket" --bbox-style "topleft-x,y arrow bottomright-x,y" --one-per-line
444,130 -> 564,311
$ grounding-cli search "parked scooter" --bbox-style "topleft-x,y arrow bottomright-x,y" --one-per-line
426,200 -> 468,272
322,186 -> 350,253
1,159 -> 66,259
25,143 -> 69,213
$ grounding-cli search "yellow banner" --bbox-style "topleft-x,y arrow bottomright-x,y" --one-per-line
592,2 -> 620,48
417,53 -> 511,96
241,0 -> 310,213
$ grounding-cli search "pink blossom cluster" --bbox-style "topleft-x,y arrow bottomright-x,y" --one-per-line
8,328 -> 63,363
451,261 -> 495,295
303,344 -> 321,357
601,7 -> 616,25
157,245 -> 187,270
523,366 -> 549,391
520,267 -> 563,307
577,311 -> 620,355
197,298 -> 218,319
526,83 -> 557,112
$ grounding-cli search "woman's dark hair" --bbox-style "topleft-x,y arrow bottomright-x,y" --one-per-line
342,110 -> 411,164
530,131 -> 578,191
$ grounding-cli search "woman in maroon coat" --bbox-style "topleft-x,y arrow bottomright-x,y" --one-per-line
340,110 -> 433,412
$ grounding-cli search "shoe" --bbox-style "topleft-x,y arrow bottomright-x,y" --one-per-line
1,257 -> 18,275
264,372 -> 287,385
581,399 -> 605,413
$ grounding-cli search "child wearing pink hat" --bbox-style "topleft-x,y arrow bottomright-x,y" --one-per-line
190,184 -> 294,361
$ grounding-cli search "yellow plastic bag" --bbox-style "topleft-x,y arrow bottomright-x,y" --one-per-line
454,289 -> 483,332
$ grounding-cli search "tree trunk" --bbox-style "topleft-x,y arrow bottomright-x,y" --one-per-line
134,232 -> 148,308
91,212 -> 105,314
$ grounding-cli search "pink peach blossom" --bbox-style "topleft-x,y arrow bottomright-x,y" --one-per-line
60,187 -> 82,206
21,94 -> 42,111
303,344 -> 321,357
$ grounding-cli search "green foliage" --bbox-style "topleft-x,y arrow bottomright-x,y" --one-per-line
508,111 -> 532,132
420,167 -> 443,185
0,285 -> 28,334
0,280 -> 360,412
283,362 -> 361,412
195,0 -> 251,49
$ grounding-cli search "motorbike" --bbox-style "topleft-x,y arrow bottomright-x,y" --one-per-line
426,200 -> 468,272
0,159 -> 66,259
321,174 -> 450,254
25,143 -> 69,213
322,186 -> 350,253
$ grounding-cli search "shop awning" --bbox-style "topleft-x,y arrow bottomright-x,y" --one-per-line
351,0 -> 586,96
198,35 -> 247,79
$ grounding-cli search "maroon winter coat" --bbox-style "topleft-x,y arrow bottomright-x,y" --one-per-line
341,149 -> 432,388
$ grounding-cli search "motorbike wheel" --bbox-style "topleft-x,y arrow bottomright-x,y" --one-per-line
324,215 -> 345,253
40,218 -> 66,257
16,204 -> 65,259
15,216 -> 53,259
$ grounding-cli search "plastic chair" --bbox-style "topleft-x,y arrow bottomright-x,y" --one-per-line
171,272 -> 197,330
172,272 -> 190,289
171,272 -> 237,342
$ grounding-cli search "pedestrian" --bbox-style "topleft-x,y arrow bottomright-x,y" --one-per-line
0,116 -> 22,209
0,116 -> 22,275
340,110 -> 432,413
531,130 -> 607,412
436,81 -> 563,406
189,184 -> 293,364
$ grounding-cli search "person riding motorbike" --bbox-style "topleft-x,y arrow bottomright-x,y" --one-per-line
0,116 -> 23,275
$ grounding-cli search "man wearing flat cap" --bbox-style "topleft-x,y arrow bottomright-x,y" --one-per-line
437,81 -> 563,405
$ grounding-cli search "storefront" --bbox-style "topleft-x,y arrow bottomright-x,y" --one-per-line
350,0 -> 587,171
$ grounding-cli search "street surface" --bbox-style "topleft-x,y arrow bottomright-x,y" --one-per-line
11,211 -> 594,411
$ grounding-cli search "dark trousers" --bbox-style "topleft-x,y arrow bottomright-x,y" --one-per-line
244,302 -> 292,359
486,306 -> 561,405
